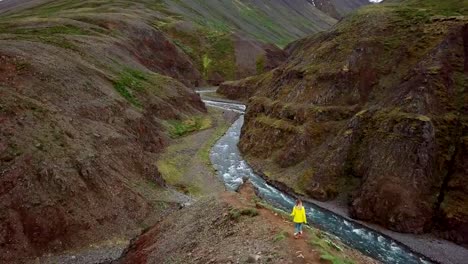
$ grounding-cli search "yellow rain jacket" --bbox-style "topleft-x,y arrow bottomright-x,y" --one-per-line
290,205 -> 307,224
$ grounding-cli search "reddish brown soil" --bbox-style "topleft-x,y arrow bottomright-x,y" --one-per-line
0,10 -> 205,264
118,182 -> 379,264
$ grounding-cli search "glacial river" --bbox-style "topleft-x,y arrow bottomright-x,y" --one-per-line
205,99 -> 434,264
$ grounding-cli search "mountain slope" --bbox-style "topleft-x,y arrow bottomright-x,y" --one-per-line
311,0 -> 371,19
0,0 -> 374,262
223,0 -> 468,245
158,0 -> 369,83
0,0 -> 371,84
330,0 -> 373,16
0,1 -> 208,262
163,0 -> 337,47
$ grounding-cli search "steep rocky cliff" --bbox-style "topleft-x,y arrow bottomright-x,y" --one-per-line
232,0 -> 468,245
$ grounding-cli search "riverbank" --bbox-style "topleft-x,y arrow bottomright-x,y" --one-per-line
33,103 -> 237,264
204,96 -> 467,264
251,167 -> 468,264
157,107 -> 237,196
117,181 -> 379,264
111,98 -> 379,264
197,87 -> 247,105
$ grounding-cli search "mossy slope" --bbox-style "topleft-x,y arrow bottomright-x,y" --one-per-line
235,0 -> 468,244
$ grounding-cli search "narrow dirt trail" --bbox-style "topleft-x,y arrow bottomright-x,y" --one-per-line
221,182 -> 379,264
37,101 -> 378,264
118,180 -> 379,264
221,183 -> 322,264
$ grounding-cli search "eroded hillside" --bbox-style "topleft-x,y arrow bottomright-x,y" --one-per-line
0,0 -> 371,86
157,0 -> 370,83
0,1 -> 210,262
0,0 -> 376,262
222,0 -> 468,245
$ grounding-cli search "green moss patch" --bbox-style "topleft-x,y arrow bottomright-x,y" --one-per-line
8,25 -> 91,35
113,68 -> 149,107
229,207 -> 259,222
163,24 -> 236,82
273,230 -> 289,242
308,230 -> 355,264
166,116 -> 212,138
196,121 -> 230,166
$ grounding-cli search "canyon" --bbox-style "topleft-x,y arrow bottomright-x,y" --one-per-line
1,0 -> 467,263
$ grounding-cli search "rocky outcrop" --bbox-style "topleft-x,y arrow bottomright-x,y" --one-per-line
436,136 -> 468,246
237,2 -> 468,244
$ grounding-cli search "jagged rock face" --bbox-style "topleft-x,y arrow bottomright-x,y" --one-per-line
437,136 -> 468,246
236,3 -> 467,243
347,24 -> 468,234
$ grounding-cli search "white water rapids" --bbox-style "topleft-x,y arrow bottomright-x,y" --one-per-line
205,99 -> 434,264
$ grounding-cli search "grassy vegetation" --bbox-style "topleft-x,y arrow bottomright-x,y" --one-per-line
255,115 -> 303,134
4,0 -> 136,18
229,207 -> 259,221
113,68 -> 149,107
0,24 -> 91,35
157,158 -> 184,190
296,169 -> 314,194
237,1 -> 468,191
202,54 -> 212,78
292,0 -> 468,96
239,208 -> 259,217
156,108 -> 231,196
273,230 -> 289,242
0,0 -> 337,83
403,0 -> 468,16
164,25 -> 236,82
157,148 -> 204,196
166,116 -> 211,138
308,230 -> 355,264
256,199 -> 359,262
199,19 -> 231,33
255,200 -> 292,219
0,0 -> 329,83
196,121 -> 230,166
255,54 -> 266,74
236,3 -> 291,46
204,30 -> 236,80
163,0 -> 324,47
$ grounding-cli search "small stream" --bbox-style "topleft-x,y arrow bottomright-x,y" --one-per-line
205,99 -> 434,264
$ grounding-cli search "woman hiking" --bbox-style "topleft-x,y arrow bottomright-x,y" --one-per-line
290,199 -> 307,238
